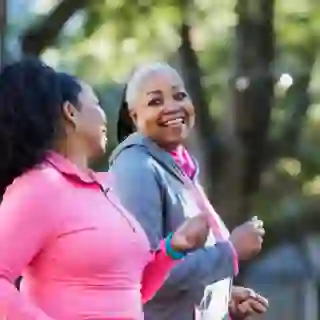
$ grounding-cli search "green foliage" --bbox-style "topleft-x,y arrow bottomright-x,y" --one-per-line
9,0 -> 320,244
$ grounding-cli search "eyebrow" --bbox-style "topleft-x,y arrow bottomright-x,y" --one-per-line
147,86 -> 183,95
147,90 -> 162,95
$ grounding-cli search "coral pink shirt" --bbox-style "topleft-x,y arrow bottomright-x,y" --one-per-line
169,145 -> 196,178
0,152 -> 176,320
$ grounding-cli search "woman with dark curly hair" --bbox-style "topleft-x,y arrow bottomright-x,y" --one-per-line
0,57 -> 210,319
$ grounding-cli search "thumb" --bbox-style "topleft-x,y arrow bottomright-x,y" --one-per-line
243,288 -> 257,300
233,287 -> 256,303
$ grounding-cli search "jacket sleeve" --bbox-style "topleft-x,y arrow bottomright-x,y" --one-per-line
110,150 -> 238,303
0,177 -> 56,319
140,240 -> 179,304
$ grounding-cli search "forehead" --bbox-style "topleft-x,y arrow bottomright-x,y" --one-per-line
140,69 -> 184,93
78,81 -> 98,103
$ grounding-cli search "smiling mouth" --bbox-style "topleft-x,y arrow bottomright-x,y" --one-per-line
161,117 -> 185,127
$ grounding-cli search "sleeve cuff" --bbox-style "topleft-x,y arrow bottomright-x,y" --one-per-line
157,240 -> 181,266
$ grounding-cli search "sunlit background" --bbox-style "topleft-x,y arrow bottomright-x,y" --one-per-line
1,0 -> 320,319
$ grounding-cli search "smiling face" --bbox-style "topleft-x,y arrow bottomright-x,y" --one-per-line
62,80 -> 107,160
128,67 -> 195,149
76,82 -> 108,157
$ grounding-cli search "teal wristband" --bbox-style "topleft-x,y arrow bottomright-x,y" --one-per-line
165,232 -> 186,260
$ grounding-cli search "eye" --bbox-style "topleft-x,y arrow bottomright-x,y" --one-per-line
173,92 -> 187,101
148,98 -> 163,106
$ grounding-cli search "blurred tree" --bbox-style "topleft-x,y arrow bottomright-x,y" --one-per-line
21,0 -> 90,55
0,0 -> 7,67
175,0 -> 275,229
176,0 -> 220,195
219,0 -> 275,228
14,0 -> 320,255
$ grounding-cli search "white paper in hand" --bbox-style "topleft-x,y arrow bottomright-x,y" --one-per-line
196,278 -> 231,320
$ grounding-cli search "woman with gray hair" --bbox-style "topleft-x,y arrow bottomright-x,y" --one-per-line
109,62 -> 269,319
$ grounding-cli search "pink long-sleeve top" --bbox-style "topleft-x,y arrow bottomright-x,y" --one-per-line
0,151 -> 177,320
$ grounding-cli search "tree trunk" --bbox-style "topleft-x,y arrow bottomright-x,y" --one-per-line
21,0 -> 89,56
0,0 -> 7,67
177,1 -> 226,199
177,22 -> 219,191
278,40 -> 317,156
218,0 -> 275,228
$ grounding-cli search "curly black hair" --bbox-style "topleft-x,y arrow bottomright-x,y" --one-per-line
117,84 -> 135,143
0,57 -> 82,196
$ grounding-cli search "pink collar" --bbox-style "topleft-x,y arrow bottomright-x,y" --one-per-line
45,151 -> 109,187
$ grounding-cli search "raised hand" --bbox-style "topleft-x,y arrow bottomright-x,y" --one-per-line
170,215 -> 209,252
230,217 -> 265,260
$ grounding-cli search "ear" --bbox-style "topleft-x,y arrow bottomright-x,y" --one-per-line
62,101 -> 79,127
128,109 -> 138,127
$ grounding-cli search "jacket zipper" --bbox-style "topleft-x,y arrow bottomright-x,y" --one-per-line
99,185 -> 137,233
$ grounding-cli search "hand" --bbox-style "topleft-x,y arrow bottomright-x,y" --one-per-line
229,286 -> 269,319
171,215 -> 209,252
230,217 -> 265,260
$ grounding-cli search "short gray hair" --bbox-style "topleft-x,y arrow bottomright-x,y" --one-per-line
125,62 -> 181,109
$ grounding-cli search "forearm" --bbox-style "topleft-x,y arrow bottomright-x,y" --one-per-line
0,278 -> 54,319
151,241 -> 238,301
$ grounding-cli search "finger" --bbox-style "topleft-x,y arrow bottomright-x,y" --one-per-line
254,220 -> 264,228
232,287 -> 254,303
247,220 -> 264,230
237,301 -> 254,314
253,294 -> 269,307
256,228 -> 265,236
246,289 -> 257,299
247,299 -> 268,314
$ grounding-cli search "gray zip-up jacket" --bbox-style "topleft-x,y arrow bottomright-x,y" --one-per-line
109,133 -> 237,320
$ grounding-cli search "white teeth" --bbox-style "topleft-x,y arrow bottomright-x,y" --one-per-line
164,118 -> 183,126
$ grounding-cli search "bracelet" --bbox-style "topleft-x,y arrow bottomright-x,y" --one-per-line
165,232 -> 186,260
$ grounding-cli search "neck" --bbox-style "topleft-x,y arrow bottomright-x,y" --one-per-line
136,131 -> 184,151
156,141 -> 182,152
64,153 -> 88,171
54,143 -> 89,171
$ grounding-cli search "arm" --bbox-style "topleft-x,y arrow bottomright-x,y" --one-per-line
0,176 -> 56,319
110,150 -> 238,303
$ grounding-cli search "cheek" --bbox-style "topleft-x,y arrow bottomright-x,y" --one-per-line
135,111 -> 159,131
185,102 -> 195,127
78,113 -> 102,139
185,101 -> 195,116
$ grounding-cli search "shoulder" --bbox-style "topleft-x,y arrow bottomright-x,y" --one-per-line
109,147 -> 165,194
0,163 -> 63,230
3,162 -> 63,203
110,146 -> 159,174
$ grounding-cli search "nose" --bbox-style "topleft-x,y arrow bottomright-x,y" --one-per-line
163,100 -> 182,114
98,106 -> 107,123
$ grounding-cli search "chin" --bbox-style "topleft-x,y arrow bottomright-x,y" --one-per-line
161,137 -> 185,150
98,144 -> 107,156
90,144 -> 107,161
